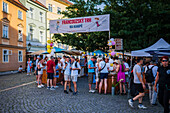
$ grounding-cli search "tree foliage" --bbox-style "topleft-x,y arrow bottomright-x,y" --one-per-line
53,0 -> 170,51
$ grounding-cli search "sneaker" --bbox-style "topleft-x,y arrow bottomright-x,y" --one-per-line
50,87 -> 55,90
47,87 -> 50,89
89,90 -> 93,93
138,104 -> 147,109
73,91 -> 78,95
128,99 -> 134,108
41,84 -> 44,88
64,90 -> 69,94
91,90 -> 95,93
54,86 -> 59,88
69,89 -> 73,92
38,85 -> 42,88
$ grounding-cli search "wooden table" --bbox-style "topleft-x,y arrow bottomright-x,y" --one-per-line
100,74 -> 119,94
41,70 -> 62,84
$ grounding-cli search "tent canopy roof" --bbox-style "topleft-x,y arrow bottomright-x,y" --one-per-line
131,38 -> 170,56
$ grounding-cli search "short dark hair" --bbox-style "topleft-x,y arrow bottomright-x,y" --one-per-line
51,56 -> 54,59
20,65 -> 22,67
137,58 -> 143,63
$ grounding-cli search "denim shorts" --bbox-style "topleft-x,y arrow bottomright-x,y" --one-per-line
100,73 -> 108,79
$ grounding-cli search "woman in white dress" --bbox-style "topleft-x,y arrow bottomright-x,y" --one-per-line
37,58 -> 44,88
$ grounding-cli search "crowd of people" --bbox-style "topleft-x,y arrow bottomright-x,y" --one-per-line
25,55 -> 170,113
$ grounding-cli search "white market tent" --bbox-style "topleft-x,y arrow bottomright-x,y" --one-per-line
131,38 -> 170,57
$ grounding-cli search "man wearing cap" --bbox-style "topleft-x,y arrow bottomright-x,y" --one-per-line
88,56 -> 97,93
70,56 -> 81,95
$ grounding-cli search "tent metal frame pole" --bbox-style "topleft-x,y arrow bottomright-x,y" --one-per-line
109,31 -> 110,39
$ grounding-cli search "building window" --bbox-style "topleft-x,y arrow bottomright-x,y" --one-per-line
30,7 -> 33,18
48,4 -> 52,12
39,31 -> 43,42
57,7 -> 61,14
2,24 -> 8,38
18,30 -> 23,41
40,12 -> 43,22
29,26 -> 33,41
18,50 -> 23,62
18,10 -> 23,20
3,49 -> 8,62
3,1 -> 8,13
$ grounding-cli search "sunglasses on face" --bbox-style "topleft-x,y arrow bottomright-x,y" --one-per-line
162,60 -> 168,62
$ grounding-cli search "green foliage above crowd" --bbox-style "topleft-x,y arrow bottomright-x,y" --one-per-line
53,0 -> 170,52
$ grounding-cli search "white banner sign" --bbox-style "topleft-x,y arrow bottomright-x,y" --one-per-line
50,14 -> 110,34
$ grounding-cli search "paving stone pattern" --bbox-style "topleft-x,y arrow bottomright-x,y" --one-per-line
0,73 -> 163,113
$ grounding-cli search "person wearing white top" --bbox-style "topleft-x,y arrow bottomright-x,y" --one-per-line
99,58 -> 109,94
37,59 -> 44,88
70,56 -> 81,95
144,61 -> 158,105
63,56 -> 73,94
95,58 -> 102,90
123,59 -> 130,88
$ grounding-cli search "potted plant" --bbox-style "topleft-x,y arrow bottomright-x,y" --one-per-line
112,79 -> 124,96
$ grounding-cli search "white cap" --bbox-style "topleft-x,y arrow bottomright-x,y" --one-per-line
37,56 -> 40,58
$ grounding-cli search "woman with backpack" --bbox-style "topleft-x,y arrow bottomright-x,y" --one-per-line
116,60 -> 126,95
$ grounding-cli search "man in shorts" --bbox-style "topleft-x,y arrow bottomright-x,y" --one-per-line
63,56 -> 73,94
88,56 -> 97,93
46,56 -> 56,90
128,58 -> 147,109
70,56 -> 81,95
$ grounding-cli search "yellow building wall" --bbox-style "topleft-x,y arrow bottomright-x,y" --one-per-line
0,0 -> 27,72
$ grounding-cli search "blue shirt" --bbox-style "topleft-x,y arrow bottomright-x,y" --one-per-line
88,60 -> 95,73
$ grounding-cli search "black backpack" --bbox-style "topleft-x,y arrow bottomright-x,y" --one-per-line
145,66 -> 155,83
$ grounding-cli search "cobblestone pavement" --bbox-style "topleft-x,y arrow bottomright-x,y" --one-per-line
0,73 -> 163,113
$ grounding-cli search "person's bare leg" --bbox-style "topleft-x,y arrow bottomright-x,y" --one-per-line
50,79 -> 53,87
64,81 -> 67,90
47,79 -> 50,87
133,93 -> 145,101
38,74 -> 40,85
119,83 -> 122,94
95,82 -> 98,89
139,97 -> 143,103
104,79 -> 107,94
99,79 -> 103,94
123,83 -> 126,93
40,74 -> 42,85
89,83 -> 91,90
53,78 -> 57,87
68,81 -> 71,89
73,82 -> 77,92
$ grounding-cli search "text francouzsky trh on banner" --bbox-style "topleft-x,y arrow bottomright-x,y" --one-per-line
49,14 -> 110,34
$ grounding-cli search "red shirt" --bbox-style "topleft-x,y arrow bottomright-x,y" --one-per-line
47,60 -> 55,73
